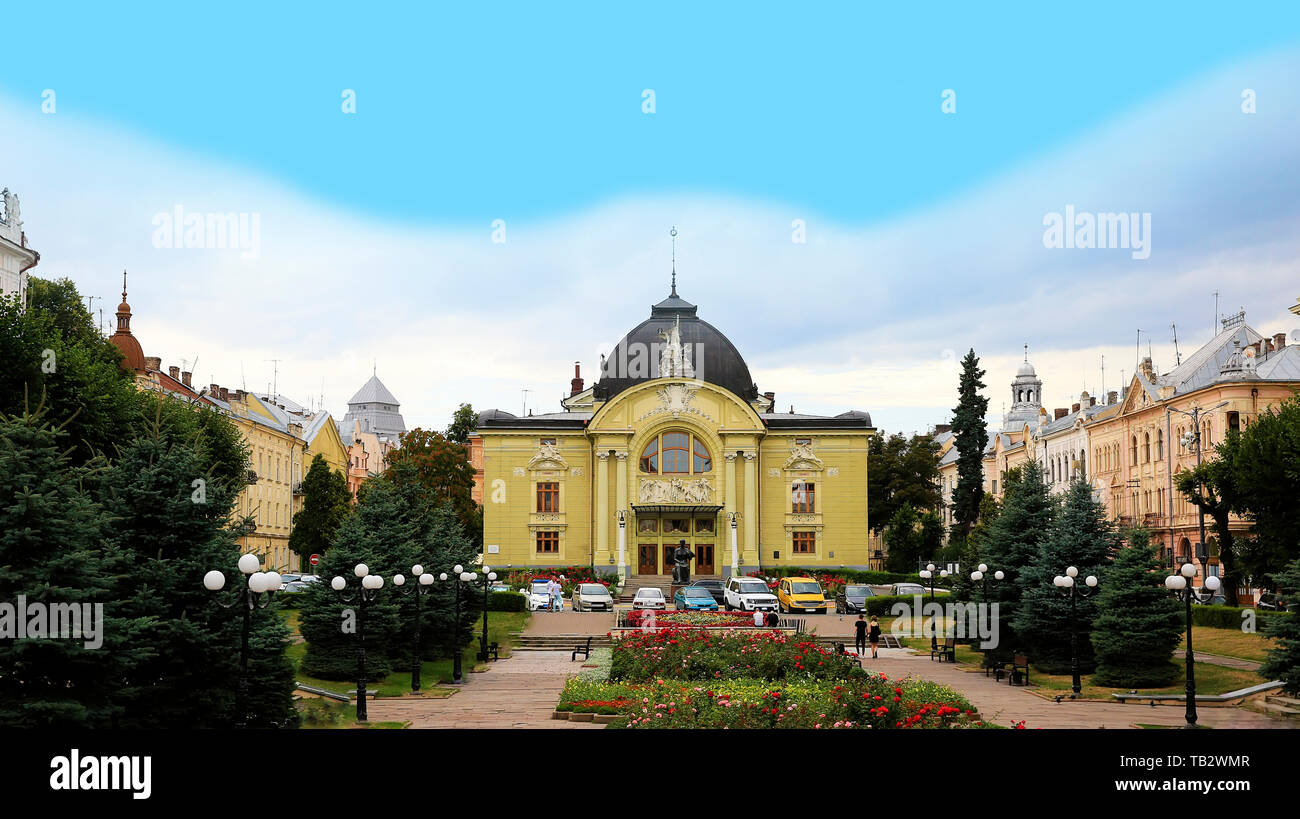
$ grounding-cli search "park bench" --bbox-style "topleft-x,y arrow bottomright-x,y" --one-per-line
478,637 -> 500,661
931,636 -> 956,663
982,654 -> 1008,679
1008,653 -> 1030,686
778,617 -> 806,633
571,636 -> 593,662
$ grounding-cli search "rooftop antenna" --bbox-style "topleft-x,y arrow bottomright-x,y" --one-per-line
1100,355 -> 1105,398
1135,329 -> 1142,369
1171,323 -> 1182,366
240,362 -> 247,391
1024,342 -> 1029,362
521,389 -> 532,417
264,358 -> 281,400
1213,291 -> 1220,335
669,226 -> 678,296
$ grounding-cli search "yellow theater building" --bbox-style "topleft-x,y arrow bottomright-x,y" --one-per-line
474,279 -> 876,580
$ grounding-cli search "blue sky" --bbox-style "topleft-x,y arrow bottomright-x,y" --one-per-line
2,4 -> 1299,434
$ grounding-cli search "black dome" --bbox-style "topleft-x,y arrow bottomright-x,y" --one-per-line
593,288 -> 758,403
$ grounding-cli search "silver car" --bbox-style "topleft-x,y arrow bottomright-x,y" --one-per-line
632,588 -> 666,610
572,583 -> 614,612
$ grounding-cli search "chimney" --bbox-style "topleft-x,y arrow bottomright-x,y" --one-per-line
169,365 -> 180,380
235,389 -> 246,401
144,356 -> 162,371
1139,357 -> 1155,382
1107,390 -> 1118,405
210,383 -> 220,397
1274,332 -> 1286,351
934,424 -> 951,434
181,371 -> 192,388
1080,390 -> 1090,405
220,387 -> 229,402
569,362 -> 584,396
1054,408 -> 1069,420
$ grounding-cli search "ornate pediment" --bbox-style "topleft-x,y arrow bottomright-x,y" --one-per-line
638,476 -> 715,504
783,441 -> 824,471
637,382 -> 715,423
527,441 -> 567,471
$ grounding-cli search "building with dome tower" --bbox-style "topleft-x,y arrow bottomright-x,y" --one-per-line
473,249 -> 876,581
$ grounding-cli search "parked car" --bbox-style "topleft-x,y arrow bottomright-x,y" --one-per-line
689,579 -> 727,605
1192,593 -> 1229,606
279,580 -> 312,596
523,579 -> 557,611
632,588 -> 666,610
723,577 -> 779,612
674,586 -> 719,611
572,583 -> 614,612
835,584 -> 876,614
891,583 -> 927,596
776,577 -> 827,614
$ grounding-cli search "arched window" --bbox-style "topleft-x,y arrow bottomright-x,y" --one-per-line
1143,432 -> 1151,463
1131,436 -> 1138,466
640,431 -> 712,474
1156,430 -> 1163,460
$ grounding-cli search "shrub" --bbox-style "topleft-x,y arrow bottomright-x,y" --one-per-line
1191,606 -> 1291,630
610,628 -> 861,683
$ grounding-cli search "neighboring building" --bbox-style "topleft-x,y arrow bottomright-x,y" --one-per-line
475,280 -> 876,579
340,373 -> 406,443
342,418 -> 397,500
1085,309 -> 1300,587
1031,390 -> 1119,497
0,188 -> 37,305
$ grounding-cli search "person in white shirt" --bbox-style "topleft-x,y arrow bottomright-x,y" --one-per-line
753,608 -> 765,627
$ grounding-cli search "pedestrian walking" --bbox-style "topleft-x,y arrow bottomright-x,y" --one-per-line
853,614 -> 868,657
869,615 -> 881,659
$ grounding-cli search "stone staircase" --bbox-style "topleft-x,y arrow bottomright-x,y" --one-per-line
512,634 -> 614,652
616,574 -> 679,603
1258,693 -> 1300,719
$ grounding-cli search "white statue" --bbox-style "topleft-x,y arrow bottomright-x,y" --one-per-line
1,189 -> 19,226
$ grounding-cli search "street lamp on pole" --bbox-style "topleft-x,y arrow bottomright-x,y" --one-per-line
919,562 -> 949,651
203,553 -> 281,728
438,565 -> 474,684
1052,567 -> 1099,699
472,565 -> 500,661
329,563 -> 384,722
1166,561 -> 1222,727
391,564 -> 435,692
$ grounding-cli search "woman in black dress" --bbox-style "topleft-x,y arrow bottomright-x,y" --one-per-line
868,616 -> 882,659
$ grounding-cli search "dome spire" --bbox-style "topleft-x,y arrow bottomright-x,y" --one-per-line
670,226 -> 678,297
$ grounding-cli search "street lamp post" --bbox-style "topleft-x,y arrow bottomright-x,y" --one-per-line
329,563 -> 385,722
969,563 -> 1004,606
918,562 -> 949,651
472,565 -> 500,661
391,564 -> 435,693
439,565 -> 475,684
729,512 -> 739,578
1166,561 -> 1223,727
1053,567 -> 1099,699
203,553 -> 281,728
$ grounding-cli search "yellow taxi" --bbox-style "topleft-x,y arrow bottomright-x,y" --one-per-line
776,577 -> 827,614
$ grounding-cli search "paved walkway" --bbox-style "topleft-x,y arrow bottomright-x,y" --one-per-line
366,651 -> 601,729
855,649 -> 1290,729
523,611 -> 615,635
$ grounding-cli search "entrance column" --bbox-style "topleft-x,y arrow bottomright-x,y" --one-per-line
595,451 -> 610,566
724,452 -> 738,576
743,451 -> 758,563
614,451 -> 629,577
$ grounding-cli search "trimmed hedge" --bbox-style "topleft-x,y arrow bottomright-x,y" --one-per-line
1190,605 -> 1291,630
751,567 -> 954,588
466,591 -> 528,612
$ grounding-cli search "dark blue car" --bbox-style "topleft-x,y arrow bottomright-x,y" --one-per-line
673,586 -> 719,611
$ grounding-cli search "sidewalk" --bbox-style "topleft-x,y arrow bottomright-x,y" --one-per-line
365,651 -> 602,729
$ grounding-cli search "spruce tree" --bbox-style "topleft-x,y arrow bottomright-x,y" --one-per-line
950,349 -> 989,543
1013,477 -> 1115,674
1260,557 -> 1300,695
289,454 -> 352,571
0,407 -> 146,727
99,400 -> 298,728
981,460 -> 1056,661
1090,528 -> 1182,687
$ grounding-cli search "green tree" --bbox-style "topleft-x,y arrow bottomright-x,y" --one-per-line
1013,478 -> 1113,674
1176,450 -> 1242,605
883,504 -> 923,573
1228,397 -> 1300,582
1090,528 -> 1183,687
950,349 -> 989,543
869,432 -> 943,533
289,454 -> 352,571
1259,557 -> 1300,695
99,402 -> 297,728
981,460 -> 1056,661
446,402 -> 477,445
386,427 -> 480,543
0,407 -> 147,727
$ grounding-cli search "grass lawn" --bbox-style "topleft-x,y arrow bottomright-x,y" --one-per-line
1177,626 -> 1274,663
949,644 -> 1263,701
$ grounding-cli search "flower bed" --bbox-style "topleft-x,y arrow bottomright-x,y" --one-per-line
556,674 -> 980,729
610,626 -> 862,682
619,610 -> 755,629
502,566 -> 618,596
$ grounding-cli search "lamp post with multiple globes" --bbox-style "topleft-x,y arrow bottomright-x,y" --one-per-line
1053,567 -> 1099,699
203,553 -> 282,728
329,563 -> 385,722
918,562 -> 949,651
472,566 -> 500,661
439,565 -> 476,684
1166,561 -> 1223,727
391,564 -> 435,693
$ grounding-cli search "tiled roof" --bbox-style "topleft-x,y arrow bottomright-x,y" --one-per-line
347,375 -> 400,406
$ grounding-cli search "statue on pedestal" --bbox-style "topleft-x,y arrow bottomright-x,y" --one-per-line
671,540 -> 695,584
